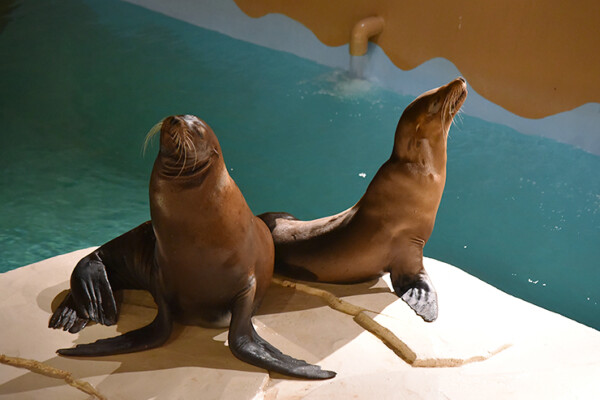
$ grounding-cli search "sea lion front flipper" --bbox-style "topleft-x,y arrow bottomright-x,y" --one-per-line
228,278 -> 336,380
48,292 -> 89,333
70,253 -> 119,326
392,271 -> 438,322
57,292 -> 172,356
49,252 -> 118,331
50,222 -> 156,333
50,254 -> 118,330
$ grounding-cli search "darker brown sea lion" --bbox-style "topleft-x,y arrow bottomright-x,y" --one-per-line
259,78 -> 468,322
49,114 -> 335,380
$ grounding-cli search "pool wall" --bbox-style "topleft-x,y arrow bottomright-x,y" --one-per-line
123,0 -> 600,155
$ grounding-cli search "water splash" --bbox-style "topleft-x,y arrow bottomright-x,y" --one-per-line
312,70 -> 378,102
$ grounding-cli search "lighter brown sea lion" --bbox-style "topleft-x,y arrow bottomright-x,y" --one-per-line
259,78 -> 468,322
49,114 -> 335,380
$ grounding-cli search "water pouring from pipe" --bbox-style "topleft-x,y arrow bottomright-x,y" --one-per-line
348,16 -> 384,79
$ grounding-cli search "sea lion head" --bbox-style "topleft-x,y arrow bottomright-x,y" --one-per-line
147,114 -> 222,177
393,77 -> 467,164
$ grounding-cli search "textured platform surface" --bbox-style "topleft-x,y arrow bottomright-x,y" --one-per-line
1,248 -> 598,399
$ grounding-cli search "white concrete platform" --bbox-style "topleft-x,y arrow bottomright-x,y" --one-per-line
1,248 -> 599,399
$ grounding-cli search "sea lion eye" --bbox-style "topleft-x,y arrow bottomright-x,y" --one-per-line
428,99 -> 441,114
193,126 -> 206,138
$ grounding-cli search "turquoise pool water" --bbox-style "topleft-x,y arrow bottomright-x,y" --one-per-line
1,0 -> 598,329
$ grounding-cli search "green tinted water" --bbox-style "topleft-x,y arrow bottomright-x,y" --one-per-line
1,0 -> 598,329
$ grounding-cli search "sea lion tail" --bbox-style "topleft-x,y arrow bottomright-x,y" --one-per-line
57,292 -> 172,356
228,278 -> 336,380
257,212 -> 297,233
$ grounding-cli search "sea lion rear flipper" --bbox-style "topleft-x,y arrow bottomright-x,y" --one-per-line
392,271 -> 438,322
57,292 -> 172,356
228,278 -> 336,380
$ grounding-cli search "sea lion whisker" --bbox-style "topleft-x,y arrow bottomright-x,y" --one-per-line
174,133 -> 186,165
168,133 -> 186,176
178,140 -> 189,177
442,93 -> 458,132
180,133 -> 198,175
455,109 -> 465,127
142,120 -> 164,156
181,134 -> 197,173
184,134 -> 195,156
452,104 -> 465,129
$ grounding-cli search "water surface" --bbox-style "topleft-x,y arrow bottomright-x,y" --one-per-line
0,0 -> 598,329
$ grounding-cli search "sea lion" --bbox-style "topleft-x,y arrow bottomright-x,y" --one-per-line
49,114 -> 335,380
259,77 -> 468,322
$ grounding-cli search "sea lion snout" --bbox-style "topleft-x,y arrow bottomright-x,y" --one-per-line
164,114 -> 200,129
447,78 -> 467,118
441,77 -> 467,100
160,115 -> 211,144
156,114 -> 220,176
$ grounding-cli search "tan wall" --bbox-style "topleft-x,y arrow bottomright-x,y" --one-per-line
235,0 -> 600,119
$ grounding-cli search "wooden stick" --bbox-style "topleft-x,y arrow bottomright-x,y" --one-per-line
271,277 -> 509,367
0,354 -> 107,400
